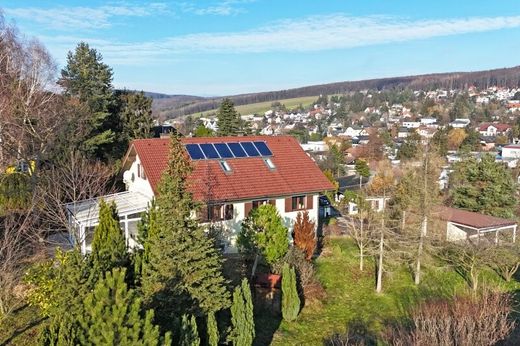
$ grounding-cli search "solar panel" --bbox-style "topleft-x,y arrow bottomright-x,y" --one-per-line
228,142 -> 247,157
253,141 -> 272,156
199,143 -> 220,159
241,142 -> 260,157
214,143 -> 234,158
185,144 -> 205,160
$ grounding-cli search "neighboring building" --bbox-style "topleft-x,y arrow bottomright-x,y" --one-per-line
450,118 -> 471,128
68,136 -> 334,254
300,141 -> 328,153
346,196 -> 390,215
478,123 -> 512,137
435,206 -> 517,243
501,144 -> 520,159
402,121 -> 421,129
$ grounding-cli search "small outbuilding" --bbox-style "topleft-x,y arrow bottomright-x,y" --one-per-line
435,206 -> 517,244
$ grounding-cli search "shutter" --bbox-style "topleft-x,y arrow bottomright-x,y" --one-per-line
306,195 -> 314,209
199,205 -> 208,222
244,202 -> 253,217
269,199 -> 276,206
285,197 -> 292,213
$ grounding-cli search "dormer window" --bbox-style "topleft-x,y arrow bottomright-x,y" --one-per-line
219,160 -> 232,173
264,158 -> 275,170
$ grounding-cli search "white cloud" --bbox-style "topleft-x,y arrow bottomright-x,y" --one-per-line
180,0 -> 255,16
37,14 -> 520,65
4,3 -> 170,30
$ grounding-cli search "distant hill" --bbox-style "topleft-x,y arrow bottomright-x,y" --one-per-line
151,65 -> 520,119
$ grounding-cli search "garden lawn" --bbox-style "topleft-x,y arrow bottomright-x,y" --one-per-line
269,237 -> 520,345
0,304 -> 45,345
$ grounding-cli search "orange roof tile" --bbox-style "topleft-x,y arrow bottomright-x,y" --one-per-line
129,136 -> 334,202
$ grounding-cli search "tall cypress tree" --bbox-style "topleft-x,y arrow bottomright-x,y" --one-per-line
216,98 -> 240,136
90,199 -> 128,278
206,312 -> 219,346
78,268 -> 170,346
229,279 -> 255,346
142,135 -> 230,323
281,263 -> 300,322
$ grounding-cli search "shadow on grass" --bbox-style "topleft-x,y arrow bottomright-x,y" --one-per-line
253,307 -> 281,346
0,316 -> 46,346
322,318 -> 378,346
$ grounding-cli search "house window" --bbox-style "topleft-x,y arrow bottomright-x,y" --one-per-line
264,158 -> 275,170
137,163 -> 146,180
291,195 -> 306,211
219,160 -> 232,173
252,199 -> 268,209
205,204 -> 234,222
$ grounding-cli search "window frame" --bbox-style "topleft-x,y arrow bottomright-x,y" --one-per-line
291,195 -> 306,211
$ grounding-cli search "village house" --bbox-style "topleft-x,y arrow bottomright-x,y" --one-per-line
478,123 -> 512,137
67,136 -> 334,254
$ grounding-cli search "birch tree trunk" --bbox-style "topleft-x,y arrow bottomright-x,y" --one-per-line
376,216 -> 384,293
415,216 -> 427,285
360,218 -> 364,271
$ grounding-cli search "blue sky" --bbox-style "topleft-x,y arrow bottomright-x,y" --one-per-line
2,1 -> 520,96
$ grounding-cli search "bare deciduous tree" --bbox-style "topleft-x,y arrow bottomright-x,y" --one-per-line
386,291 -> 515,346
38,150 -> 114,245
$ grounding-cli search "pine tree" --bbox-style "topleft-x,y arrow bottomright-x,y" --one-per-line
77,268 -> 170,346
355,159 -> 370,189
59,42 -> 116,159
450,154 -> 517,218
281,263 -> 300,322
206,312 -> 219,346
116,90 -> 154,154
229,279 -> 255,346
90,199 -> 128,278
180,315 -> 200,346
238,204 -> 289,265
142,135 -> 230,323
293,211 -> 316,260
216,98 -> 240,136
133,200 -> 158,285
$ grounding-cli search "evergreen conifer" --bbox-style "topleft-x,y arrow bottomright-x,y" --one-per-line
281,263 -> 300,322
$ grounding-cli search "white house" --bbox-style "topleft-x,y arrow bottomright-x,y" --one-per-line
402,121 -> 421,129
478,123 -> 512,137
450,118 -> 471,128
420,117 -> 437,125
67,136 -> 334,254
300,141 -> 328,153
502,144 -> 520,159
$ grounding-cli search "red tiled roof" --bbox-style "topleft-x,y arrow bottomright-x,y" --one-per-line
478,123 -> 512,132
435,206 -> 516,230
128,136 -> 334,202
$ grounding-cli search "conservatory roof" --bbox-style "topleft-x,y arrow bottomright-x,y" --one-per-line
66,191 -> 150,224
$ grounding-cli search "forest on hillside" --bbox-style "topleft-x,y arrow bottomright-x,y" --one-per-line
153,65 -> 520,119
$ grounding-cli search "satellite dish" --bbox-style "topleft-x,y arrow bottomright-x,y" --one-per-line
123,170 -> 132,183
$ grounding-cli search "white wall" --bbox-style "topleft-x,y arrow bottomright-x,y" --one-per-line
446,222 -> 468,241
502,147 -> 520,159
124,154 -> 154,199
208,194 -> 320,253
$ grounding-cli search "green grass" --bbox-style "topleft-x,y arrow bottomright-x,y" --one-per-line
0,305 -> 45,345
266,237 -> 520,345
186,95 -> 319,118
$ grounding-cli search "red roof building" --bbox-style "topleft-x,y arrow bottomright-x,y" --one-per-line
123,135 -> 334,202
118,135 -> 334,253
434,206 -> 517,243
